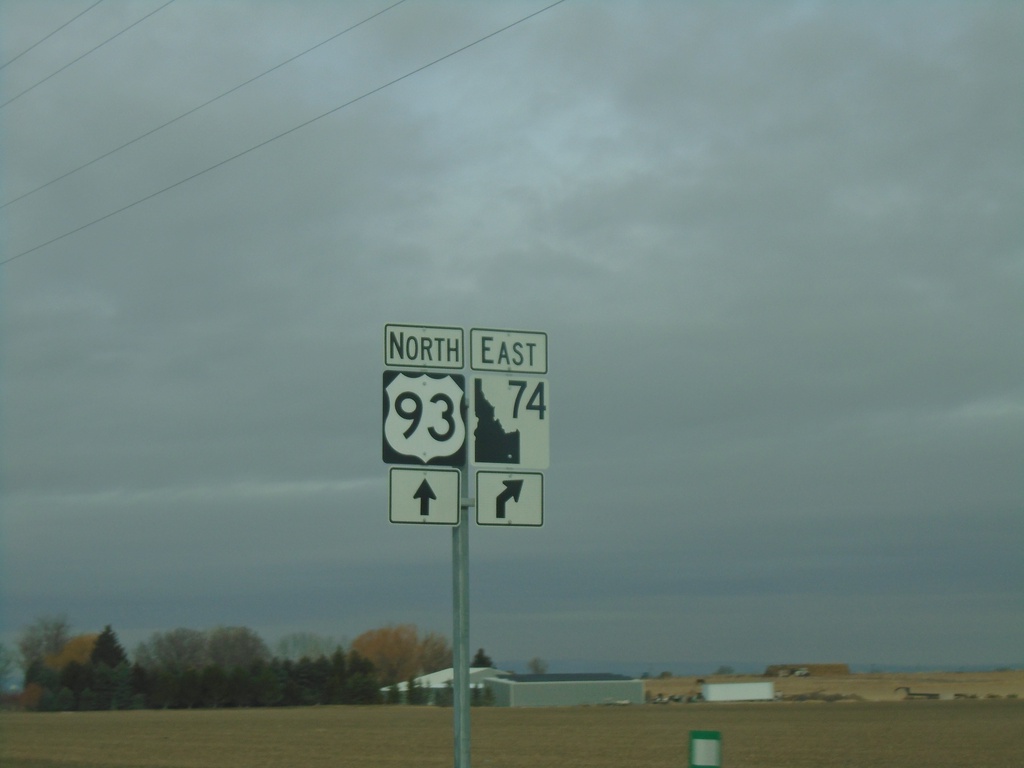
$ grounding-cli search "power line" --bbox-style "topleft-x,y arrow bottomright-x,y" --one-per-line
0,0 -> 106,71
1,0 -> 568,268
1,0 -> 410,211
0,0 -> 175,109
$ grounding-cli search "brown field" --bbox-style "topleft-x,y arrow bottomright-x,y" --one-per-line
646,668 -> 1024,702
3,693 -> 1023,768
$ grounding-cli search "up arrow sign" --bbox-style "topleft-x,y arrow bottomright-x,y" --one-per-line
414,479 -> 437,516
389,468 -> 460,525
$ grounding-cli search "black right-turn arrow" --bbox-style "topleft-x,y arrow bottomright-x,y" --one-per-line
495,479 -> 524,519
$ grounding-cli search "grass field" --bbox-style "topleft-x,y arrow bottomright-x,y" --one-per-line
3,699 -> 1022,768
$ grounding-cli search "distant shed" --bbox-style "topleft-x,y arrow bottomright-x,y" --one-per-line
701,681 -> 775,702
485,673 -> 644,707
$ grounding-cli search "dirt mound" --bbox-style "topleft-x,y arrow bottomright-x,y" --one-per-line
765,664 -> 851,677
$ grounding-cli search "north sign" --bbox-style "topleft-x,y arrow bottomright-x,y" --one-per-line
385,324 -> 464,370
390,467 -> 460,525
383,371 -> 466,466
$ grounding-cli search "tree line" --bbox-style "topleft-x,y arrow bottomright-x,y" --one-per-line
5,615 -> 479,712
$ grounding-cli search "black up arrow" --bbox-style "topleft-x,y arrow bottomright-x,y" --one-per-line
495,479 -> 524,519
413,479 -> 436,516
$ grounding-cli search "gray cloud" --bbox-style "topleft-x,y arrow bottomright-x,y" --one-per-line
2,0 -> 1021,670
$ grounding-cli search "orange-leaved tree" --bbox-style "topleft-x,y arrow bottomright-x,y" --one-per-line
44,634 -> 98,670
351,624 -> 452,687
351,624 -> 420,687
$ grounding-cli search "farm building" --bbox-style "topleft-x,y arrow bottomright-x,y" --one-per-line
383,667 -> 510,704
701,681 -> 775,702
484,673 -> 645,707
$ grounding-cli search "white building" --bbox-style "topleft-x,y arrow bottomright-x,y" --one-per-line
382,667 -> 510,704
485,673 -> 646,707
700,681 -> 775,702
383,669 -> 646,707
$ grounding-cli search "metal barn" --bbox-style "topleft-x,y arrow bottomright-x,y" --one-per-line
485,673 -> 645,707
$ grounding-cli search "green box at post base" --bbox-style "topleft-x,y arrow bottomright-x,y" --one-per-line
689,731 -> 721,768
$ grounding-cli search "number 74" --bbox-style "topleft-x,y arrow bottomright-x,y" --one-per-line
509,380 -> 546,419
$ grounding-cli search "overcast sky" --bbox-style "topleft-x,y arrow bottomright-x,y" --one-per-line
2,0 -> 1021,673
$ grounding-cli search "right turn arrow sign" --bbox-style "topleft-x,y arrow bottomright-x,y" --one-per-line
495,480 -> 524,518
476,472 -> 543,527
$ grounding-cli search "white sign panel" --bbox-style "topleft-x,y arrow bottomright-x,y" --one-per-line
476,471 -> 543,526
383,371 -> 466,466
470,375 -> 549,469
385,324 -> 464,370
470,328 -> 547,374
390,468 -> 461,525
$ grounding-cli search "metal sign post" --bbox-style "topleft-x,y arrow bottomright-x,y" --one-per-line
383,324 -> 548,768
452,468 -> 472,768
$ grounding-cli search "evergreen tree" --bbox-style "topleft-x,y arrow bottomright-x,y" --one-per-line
176,669 -> 202,708
225,666 -> 252,707
386,682 -> 402,705
292,655 -> 330,705
325,649 -> 348,704
310,655 -> 332,704
91,662 -> 115,710
53,687 -> 75,711
59,660 -> 93,708
346,650 -> 380,704
78,687 -> 99,711
24,658 -> 59,690
471,648 -> 494,668
276,659 -> 302,706
435,680 -> 454,707
147,669 -> 178,709
130,663 -> 149,706
200,665 -> 229,708
91,626 -> 128,668
252,662 -> 283,707
406,674 -> 425,705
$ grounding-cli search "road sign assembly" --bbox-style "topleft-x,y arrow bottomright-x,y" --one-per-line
381,323 -> 549,768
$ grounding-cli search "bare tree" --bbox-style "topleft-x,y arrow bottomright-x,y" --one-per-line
527,657 -> 548,675
134,628 -> 208,671
17,614 -> 71,670
0,642 -> 14,684
275,632 -> 340,661
207,626 -> 269,669
418,631 -> 453,674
